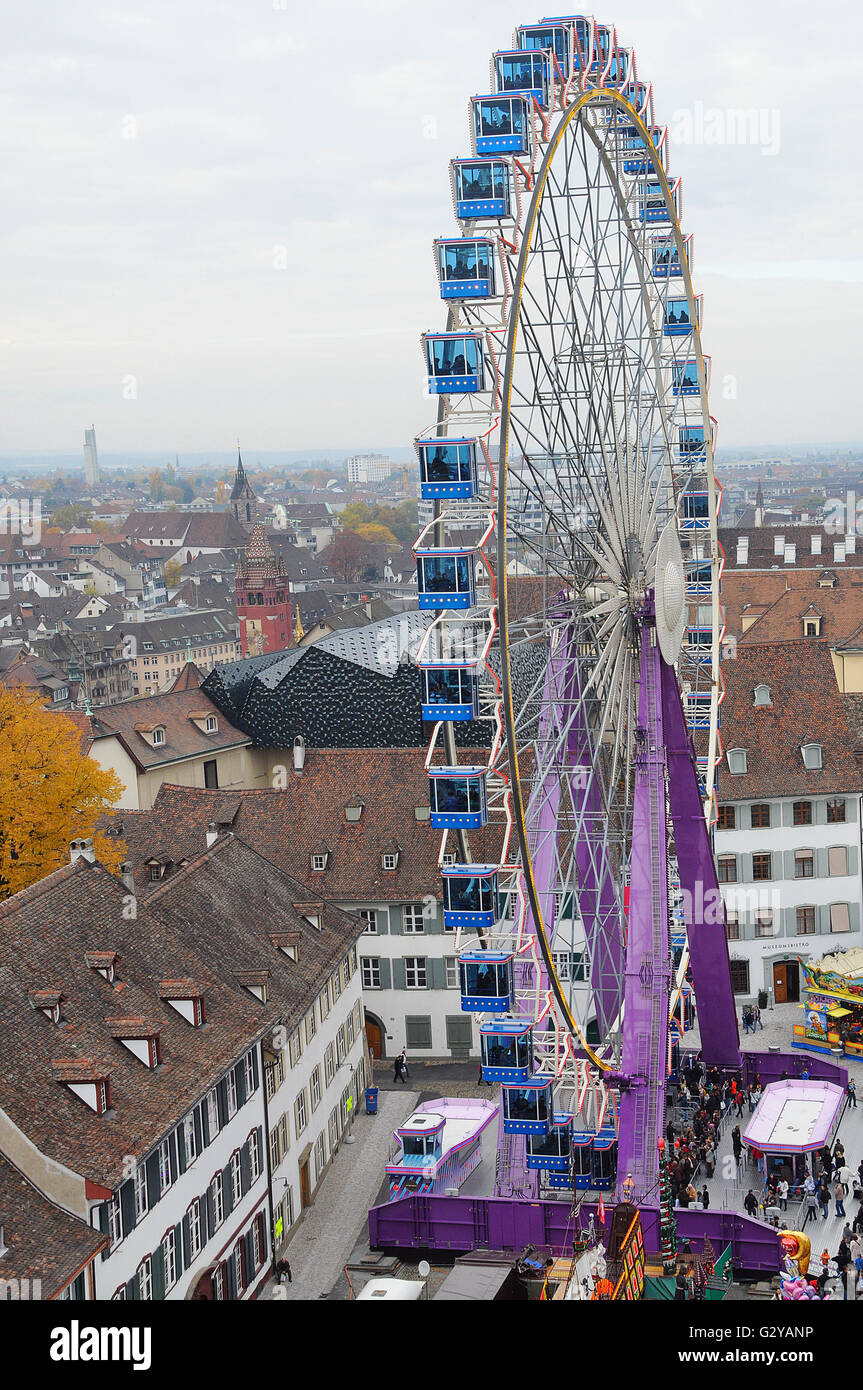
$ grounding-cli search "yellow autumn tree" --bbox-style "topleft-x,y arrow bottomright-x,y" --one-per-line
0,688 -> 126,898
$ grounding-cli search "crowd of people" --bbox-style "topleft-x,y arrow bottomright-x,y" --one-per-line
663,1057 -> 757,1208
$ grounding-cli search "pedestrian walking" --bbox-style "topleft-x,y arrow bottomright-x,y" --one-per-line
701,1186 -> 710,1210
777,1178 -> 789,1211
399,1048 -> 409,1079
848,1078 -> 858,1108
835,1180 -> 847,1218
754,1005 -> 764,1031
276,1258 -> 292,1285
744,1189 -> 758,1218
804,1192 -> 819,1227
818,1185 -> 831,1220
393,1055 -> 406,1083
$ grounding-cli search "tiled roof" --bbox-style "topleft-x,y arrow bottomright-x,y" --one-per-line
716,639 -> 862,801
724,568 -> 863,645
0,1154 -> 107,1297
0,859 -> 273,1186
65,685 -> 249,769
719,526 -> 863,571
109,751 -> 505,901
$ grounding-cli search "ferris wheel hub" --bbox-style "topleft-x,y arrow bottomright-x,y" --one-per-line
654,519 -> 687,665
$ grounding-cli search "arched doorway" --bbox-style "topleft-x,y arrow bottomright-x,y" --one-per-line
365,1011 -> 385,1060
188,1268 -> 214,1300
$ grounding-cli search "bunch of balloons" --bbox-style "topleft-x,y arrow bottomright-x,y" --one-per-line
780,1275 -> 825,1301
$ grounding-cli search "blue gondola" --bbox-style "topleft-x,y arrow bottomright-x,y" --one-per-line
458,951 -> 513,1013
685,627 -> 713,662
672,361 -> 700,396
621,80 -> 649,114
684,560 -> 713,595
604,45 -> 633,90
683,690 -> 713,729
570,1131 -> 594,1189
637,176 -> 681,223
515,20 -> 575,74
472,94 -> 531,155
502,1076 -> 554,1135
622,126 -> 666,174
680,490 -> 710,528
594,24 -> 611,73
592,1129 -> 618,1190
479,1019 -> 534,1083
494,49 -> 551,106
423,332 -> 485,394
452,158 -> 511,219
652,232 -> 690,276
428,766 -> 488,828
417,438 -> 478,500
421,664 -> 479,721
526,1114 -> 572,1171
678,423 -> 706,457
663,297 -> 699,337
442,864 -> 499,930
435,239 -> 495,300
416,548 -> 477,610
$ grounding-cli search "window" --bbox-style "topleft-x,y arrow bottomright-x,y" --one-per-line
361,956 -> 380,989
796,906 -> 816,936
107,1192 -> 122,1249
137,1257 -> 152,1301
404,957 -> 427,989
331,970 -> 342,1004
729,961 -> 750,994
727,748 -> 747,775
311,854 -> 327,872
751,803 -> 770,829
804,618 -> 820,637
203,759 -> 219,789
725,912 -> 740,941
753,684 -> 771,706
212,1265 -> 225,1301
405,1016 -> 432,1049
827,800 -> 846,824
162,1228 -> 177,1292
228,1151 -> 242,1206
382,853 -> 398,870
289,1028 -> 303,1067
244,1051 -> 256,1096
305,1009 -> 317,1044
793,800 -> 812,826
347,1010 -> 356,1048
158,1138 -> 173,1193
752,853 -> 772,881
152,728 -> 165,747
234,1241 -> 246,1294
446,1015 -> 473,1051
311,1065 -> 322,1111
403,904 -> 425,934
249,1129 -> 262,1182
211,1173 -> 224,1228
794,849 -> 814,879
755,910 -> 774,938
801,742 -> 823,770
206,1088 -> 219,1137
226,1069 -> 238,1119
265,1049 -> 284,1099
717,857 -> 737,884
324,1043 -> 335,1085
359,909 -> 378,935
831,903 -> 851,934
205,715 -> 218,732
182,1113 -> 198,1166
134,1165 -> 148,1221
329,1106 -> 341,1153
319,988 -> 331,1022
336,1023 -> 347,1065
829,846 -> 848,876
148,864 -> 161,883
188,1200 -> 202,1261
717,805 -> 736,831
314,1132 -> 327,1183
294,1089 -> 308,1138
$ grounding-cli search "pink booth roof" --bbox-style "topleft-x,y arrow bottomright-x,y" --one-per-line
742,1080 -> 845,1154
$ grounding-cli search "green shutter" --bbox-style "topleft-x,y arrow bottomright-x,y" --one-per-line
378,958 -> 392,990
391,958 -> 406,991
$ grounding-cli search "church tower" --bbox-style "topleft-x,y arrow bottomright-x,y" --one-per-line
230,446 -> 258,526
236,524 -> 293,657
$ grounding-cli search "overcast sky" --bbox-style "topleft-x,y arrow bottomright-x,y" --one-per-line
1,0 -> 861,455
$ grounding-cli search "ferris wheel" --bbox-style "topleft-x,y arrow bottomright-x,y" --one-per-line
413,15 -> 738,1208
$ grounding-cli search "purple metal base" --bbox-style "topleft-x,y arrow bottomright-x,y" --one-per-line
742,1049 -> 848,1091
369,1193 -> 781,1273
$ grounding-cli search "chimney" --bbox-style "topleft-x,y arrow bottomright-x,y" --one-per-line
120,862 -> 135,893
293,736 -> 306,775
811,533 -> 822,556
736,537 -> 749,566
70,838 -> 95,865
206,822 -> 219,850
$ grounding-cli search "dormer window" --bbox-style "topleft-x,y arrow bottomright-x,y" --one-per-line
294,902 -> 323,931
382,843 -> 401,871
29,990 -> 65,1024
234,972 -> 270,1002
205,715 -> 218,733
818,569 -> 836,588
270,932 -> 301,961
345,798 -> 364,823
803,616 -> 821,637
52,1059 -> 111,1114
106,1018 -> 162,1069
801,742 -> 823,770
152,727 -> 165,747
726,748 -> 748,775
85,951 -> 119,983
147,862 -> 162,883
158,980 -> 206,1026
753,684 -> 771,707
310,846 -> 329,872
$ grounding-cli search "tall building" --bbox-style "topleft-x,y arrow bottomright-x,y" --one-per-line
230,447 -> 257,526
83,425 -> 100,486
236,524 -> 293,657
346,453 -> 393,485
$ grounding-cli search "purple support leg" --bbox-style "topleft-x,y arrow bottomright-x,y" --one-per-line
662,658 -> 741,1068
615,622 -> 670,1203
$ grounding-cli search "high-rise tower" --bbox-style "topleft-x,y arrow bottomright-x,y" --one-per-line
83,425 -> 100,487
236,524 -> 293,657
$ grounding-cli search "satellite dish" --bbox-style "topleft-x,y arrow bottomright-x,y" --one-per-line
417,1260 -> 431,1278
654,519 -> 687,666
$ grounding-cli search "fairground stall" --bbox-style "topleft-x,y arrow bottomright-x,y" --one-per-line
793,949 -> 863,1058
742,1079 -> 845,1187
